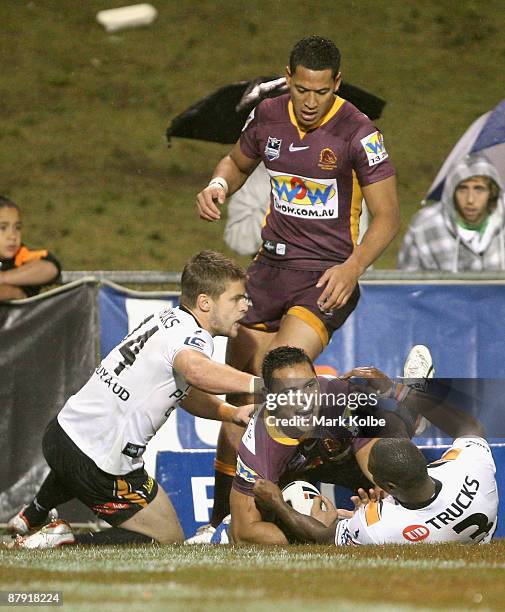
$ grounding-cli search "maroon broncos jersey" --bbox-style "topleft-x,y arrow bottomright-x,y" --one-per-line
239,94 -> 395,270
233,377 -> 367,497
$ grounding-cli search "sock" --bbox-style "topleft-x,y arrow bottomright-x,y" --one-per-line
23,471 -> 73,527
75,527 -> 154,545
210,462 -> 235,528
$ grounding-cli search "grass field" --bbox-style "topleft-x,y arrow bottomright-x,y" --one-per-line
2,1 -> 505,271
1,542 -> 505,610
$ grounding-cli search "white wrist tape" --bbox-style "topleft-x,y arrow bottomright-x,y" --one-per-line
208,177 -> 229,195
249,376 -> 259,395
378,382 -> 411,402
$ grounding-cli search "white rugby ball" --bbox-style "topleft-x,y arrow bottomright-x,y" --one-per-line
282,480 -> 322,516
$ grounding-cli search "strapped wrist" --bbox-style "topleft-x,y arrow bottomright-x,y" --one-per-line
377,382 -> 411,402
249,376 -> 261,395
208,177 -> 229,195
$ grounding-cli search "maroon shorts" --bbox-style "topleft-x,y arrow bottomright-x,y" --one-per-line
241,258 -> 360,346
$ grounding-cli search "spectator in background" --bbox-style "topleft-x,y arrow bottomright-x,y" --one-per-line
0,196 -> 61,300
398,156 -> 504,272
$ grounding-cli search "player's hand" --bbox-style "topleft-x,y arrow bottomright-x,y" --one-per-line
253,479 -> 283,511
232,404 -> 255,427
311,495 -> 338,525
350,487 -> 384,510
316,260 -> 361,312
196,185 -> 226,222
350,487 -> 372,509
340,367 -> 393,395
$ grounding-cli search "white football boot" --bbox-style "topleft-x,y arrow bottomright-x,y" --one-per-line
6,506 -> 59,536
8,519 -> 75,549
403,345 -> 435,436
184,523 -> 216,545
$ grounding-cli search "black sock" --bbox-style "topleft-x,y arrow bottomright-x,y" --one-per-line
75,528 -> 155,545
23,471 -> 73,527
210,470 -> 234,528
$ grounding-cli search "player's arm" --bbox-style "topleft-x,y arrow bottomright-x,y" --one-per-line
342,366 -> 485,439
0,259 -> 59,288
351,175 -> 401,271
405,389 -> 486,439
353,440 -> 378,483
253,480 -> 337,544
197,141 -> 260,222
0,284 -> 27,300
230,487 -> 288,544
173,348 -> 258,395
317,175 -> 400,312
180,389 -> 252,426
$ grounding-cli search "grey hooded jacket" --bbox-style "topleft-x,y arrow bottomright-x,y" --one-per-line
398,156 -> 505,272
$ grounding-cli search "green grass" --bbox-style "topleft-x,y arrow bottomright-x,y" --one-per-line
1,1 -> 505,270
1,542 -> 505,610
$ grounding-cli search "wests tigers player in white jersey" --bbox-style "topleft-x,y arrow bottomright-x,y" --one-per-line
254,377 -> 498,545
8,251 -> 257,549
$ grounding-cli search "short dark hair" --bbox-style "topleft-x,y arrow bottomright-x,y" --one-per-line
180,250 -> 245,307
0,195 -> 20,212
477,176 -> 500,211
368,439 -> 428,489
262,346 -> 316,391
289,36 -> 341,78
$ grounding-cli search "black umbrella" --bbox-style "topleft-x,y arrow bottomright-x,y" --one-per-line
166,76 -> 386,145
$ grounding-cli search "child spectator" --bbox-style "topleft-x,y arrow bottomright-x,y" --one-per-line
398,156 -> 504,272
0,196 -> 61,300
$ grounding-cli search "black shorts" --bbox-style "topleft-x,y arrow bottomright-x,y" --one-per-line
241,257 -> 360,347
42,418 -> 158,527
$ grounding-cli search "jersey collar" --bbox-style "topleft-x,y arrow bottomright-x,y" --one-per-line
179,304 -> 205,330
397,478 -> 443,510
288,95 -> 346,140
263,408 -> 300,446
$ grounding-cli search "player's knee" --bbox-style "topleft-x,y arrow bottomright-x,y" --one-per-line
154,523 -> 184,544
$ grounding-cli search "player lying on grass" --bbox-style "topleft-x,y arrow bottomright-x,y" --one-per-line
6,251 -> 257,549
229,345 -> 419,545
254,378 -> 498,545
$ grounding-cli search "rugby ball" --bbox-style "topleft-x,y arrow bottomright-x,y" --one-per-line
282,480 -> 322,516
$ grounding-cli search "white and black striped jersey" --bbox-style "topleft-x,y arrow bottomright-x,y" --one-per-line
58,306 -> 213,475
335,437 -> 498,545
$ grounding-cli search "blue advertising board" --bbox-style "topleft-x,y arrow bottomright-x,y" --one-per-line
99,281 -> 504,538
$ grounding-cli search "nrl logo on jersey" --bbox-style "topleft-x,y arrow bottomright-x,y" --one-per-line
361,131 -> 388,166
265,136 -> 282,161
